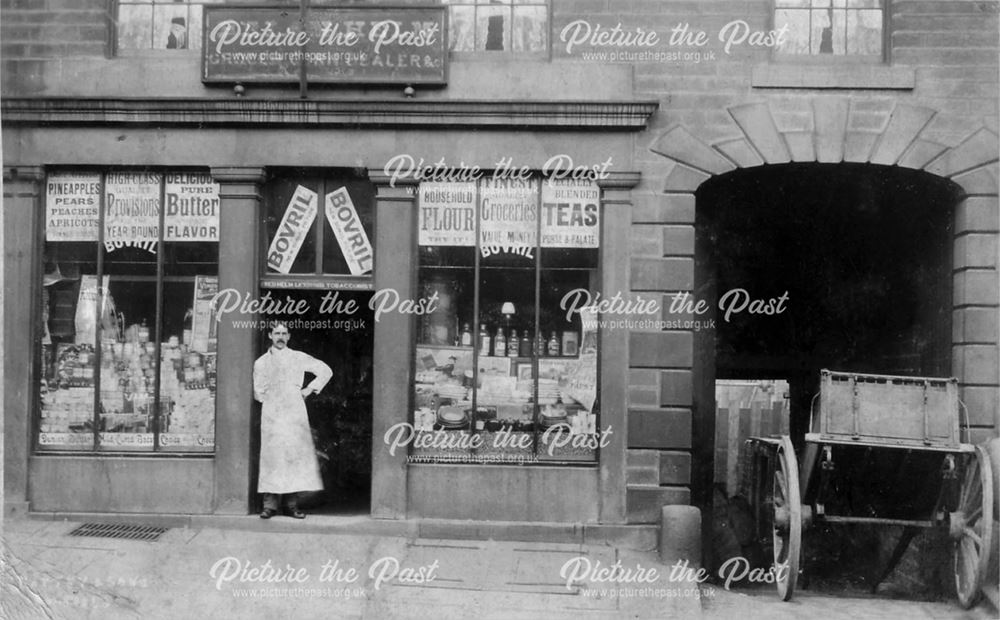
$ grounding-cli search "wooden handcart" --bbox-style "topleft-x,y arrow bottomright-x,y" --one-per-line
743,369 -> 994,608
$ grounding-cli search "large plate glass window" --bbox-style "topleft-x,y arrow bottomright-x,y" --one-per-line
38,170 -> 219,453
774,0 -> 884,58
412,177 -> 600,465
443,0 -> 549,55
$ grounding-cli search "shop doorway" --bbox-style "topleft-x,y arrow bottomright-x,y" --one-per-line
256,289 -> 374,515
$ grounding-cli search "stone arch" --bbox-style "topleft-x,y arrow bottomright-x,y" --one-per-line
650,99 -> 998,195
648,98 -> 1000,437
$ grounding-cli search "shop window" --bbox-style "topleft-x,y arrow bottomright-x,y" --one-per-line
774,0 -> 884,58
411,177 -> 601,464
262,174 -> 375,280
115,0 -> 224,52
38,171 -> 219,453
443,0 -> 549,55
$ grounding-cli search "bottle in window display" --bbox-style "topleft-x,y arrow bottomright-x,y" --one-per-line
535,332 -> 546,357
478,324 -> 490,356
562,331 -> 579,357
547,332 -> 560,356
507,330 -> 519,358
519,332 -> 532,357
460,323 -> 472,347
494,328 -> 506,357
182,308 -> 193,346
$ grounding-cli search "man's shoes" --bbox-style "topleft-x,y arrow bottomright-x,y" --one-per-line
284,507 -> 306,519
259,508 -> 277,519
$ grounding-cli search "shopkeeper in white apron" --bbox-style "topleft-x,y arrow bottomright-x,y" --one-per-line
252,322 -> 332,519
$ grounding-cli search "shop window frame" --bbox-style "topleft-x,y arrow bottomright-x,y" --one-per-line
409,175 -> 604,467
33,167 -> 219,456
770,0 -> 890,65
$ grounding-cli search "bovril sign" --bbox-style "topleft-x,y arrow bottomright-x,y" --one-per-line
266,184 -> 373,276
325,187 -> 373,275
267,185 -> 318,274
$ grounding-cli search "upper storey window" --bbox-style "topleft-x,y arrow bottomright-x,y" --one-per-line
443,0 -> 549,55
774,0 -> 884,58
115,0 -> 223,52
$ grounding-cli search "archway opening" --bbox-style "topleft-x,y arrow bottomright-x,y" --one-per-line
695,162 -> 964,595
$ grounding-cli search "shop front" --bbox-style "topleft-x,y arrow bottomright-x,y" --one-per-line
3,111 -> 649,523
6,3 -> 997,560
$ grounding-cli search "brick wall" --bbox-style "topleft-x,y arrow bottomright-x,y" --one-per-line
0,0 -> 108,59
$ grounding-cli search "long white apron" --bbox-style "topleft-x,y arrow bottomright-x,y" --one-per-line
253,347 -> 333,494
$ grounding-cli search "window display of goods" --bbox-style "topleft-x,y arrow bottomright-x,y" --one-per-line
169,388 -> 215,434
39,385 -> 94,433
51,343 -> 96,388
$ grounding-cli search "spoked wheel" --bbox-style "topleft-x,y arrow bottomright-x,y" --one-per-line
772,435 -> 802,601
950,445 -> 993,609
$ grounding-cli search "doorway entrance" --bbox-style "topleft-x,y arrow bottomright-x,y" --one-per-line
256,290 -> 374,514
695,162 -> 962,592
696,163 -> 958,447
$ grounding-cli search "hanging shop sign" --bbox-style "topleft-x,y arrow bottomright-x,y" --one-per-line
202,6 -> 448,85
479,178 -> 538,257
540,179 -> 600,248
325,187 -> 373,276
45,172 -> 101,242
266,185 -> 318,274
418,182 -> 476,247
104,172 -> 161,254
164,173 -> 220,242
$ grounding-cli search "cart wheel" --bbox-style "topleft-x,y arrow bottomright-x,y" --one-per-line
772,435 -> 801,601
951,445 -> 994,609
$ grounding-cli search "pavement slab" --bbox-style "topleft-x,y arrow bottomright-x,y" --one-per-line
5,516 -> 992,620
700,585 -> 999,620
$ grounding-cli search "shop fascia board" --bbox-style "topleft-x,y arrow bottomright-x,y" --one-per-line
0,97 -> 659,131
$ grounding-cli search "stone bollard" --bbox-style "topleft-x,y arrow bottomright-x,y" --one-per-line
659,505 -> 702,567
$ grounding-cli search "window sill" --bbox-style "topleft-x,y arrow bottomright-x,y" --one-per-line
751,63 -> 915,90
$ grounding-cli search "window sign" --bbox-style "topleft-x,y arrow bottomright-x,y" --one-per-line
324,187 -> 373,276
262,174 -> 376,281
419,179 -> 600,250
540,180 -> 599,249
164,172 -> 220,242
104,172 -> 162,254
266,185 -> 318,275
479,178 -> 538,256
45,173 -> 101,242
418,182 -> 477,247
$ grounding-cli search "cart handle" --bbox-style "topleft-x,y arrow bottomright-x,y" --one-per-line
808,392 -> 820,434
958,398 -> 969,444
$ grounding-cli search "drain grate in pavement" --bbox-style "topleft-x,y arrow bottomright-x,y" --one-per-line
68,522 -> 167,542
